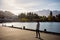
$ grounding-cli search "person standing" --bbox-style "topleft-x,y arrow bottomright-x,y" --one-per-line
36,22 -> 40,39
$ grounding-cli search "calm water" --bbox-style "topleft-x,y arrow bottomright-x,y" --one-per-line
0,22 -> 60,33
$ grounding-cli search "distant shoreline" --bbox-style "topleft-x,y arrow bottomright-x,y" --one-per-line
0,21 -> 60,23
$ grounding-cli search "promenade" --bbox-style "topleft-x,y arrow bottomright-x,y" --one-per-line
0,26 -> 60,40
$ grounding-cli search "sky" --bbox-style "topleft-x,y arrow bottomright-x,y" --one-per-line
0,0 -> 60,15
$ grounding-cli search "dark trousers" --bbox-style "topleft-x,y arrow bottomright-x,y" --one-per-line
36,30 -> 40,38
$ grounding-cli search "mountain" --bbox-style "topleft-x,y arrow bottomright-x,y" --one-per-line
0,10 -> 17,18
0,11 -> 4,17
52,10 -> 60,16
34,10 -> 60,17
0,10 -> 18,22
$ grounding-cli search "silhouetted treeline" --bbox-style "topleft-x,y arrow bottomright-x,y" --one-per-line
18,11 -> 60,22
0,10 -> 60,22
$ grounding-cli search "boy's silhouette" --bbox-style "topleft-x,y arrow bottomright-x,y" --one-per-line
36,22 -> 40,39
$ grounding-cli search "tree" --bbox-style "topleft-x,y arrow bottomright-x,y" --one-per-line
27,12 -> 34,21
42,16 -> 47,22
56,14 -> 60,22
48,11 -> 53,22
18,13 -> 26,18
18,13 -> 27,21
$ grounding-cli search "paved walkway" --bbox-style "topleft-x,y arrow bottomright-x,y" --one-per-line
0,26 -> 60,40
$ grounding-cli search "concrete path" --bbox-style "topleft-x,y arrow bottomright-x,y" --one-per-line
0,26 -> 60,40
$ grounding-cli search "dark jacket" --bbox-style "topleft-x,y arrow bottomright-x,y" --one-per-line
36,22 -> 40,31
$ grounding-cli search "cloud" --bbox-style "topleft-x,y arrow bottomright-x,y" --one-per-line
0,0 -> 2,5
0,0 -> 60,15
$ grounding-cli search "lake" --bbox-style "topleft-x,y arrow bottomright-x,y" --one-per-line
0,22 -> 60,33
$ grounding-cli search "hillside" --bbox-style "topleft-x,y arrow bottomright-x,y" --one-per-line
34,10 -> 60,17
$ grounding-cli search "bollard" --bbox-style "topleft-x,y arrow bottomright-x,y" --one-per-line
44,29 -> 47,32
12,25 -> 13,27
23,26 -> 25,30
